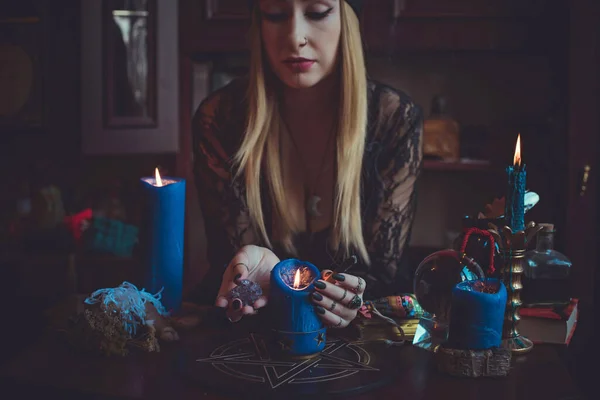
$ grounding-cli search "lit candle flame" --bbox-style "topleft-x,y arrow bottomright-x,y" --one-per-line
293,269 -> 301,289
155,168 -> 163,187
513,134 -> 522,167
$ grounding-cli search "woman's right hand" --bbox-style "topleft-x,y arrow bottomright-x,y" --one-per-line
215,245 -> 280,322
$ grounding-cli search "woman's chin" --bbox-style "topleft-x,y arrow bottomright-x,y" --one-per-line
278,72 -> 323,89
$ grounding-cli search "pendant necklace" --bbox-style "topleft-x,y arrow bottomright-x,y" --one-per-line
282,118 -> 336,220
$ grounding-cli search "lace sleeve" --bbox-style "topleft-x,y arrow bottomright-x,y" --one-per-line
363,90 -> 424,298
189,91 -> 257,303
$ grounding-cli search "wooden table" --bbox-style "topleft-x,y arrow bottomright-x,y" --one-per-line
0,319 -> 582,400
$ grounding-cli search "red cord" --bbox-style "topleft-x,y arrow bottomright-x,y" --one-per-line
459,227 -> 496,274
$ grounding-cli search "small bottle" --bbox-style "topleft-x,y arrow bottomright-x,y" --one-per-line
423,95 -> 460,161
522,223 -> 572,305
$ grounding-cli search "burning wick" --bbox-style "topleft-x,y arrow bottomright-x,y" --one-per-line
293,269 -> 301,289
155,168 -> 163,187
513,134 -> 522,168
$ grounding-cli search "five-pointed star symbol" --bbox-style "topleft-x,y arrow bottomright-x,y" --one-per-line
315,332 -> 325,346
196,334 -> 379,389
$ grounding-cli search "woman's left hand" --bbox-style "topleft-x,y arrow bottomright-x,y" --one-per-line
310,273 -> 366,328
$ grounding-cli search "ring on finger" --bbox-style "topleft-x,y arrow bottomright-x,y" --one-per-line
347,294 -> 362,310
329,300 -> 337,312
338,289 -> 348,302
354,277 -> 363,293
233,262 -> 250,275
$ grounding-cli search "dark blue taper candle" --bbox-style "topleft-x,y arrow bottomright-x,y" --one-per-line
269,259 -> 326,356
505,135 -> 526,232
447,278 -> 507,350
140,171 -> 186,312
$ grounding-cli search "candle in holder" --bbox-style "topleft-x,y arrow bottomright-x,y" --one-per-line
268,259 -> 326,357
505,134 -> 526,232
140,168 -> 186,312
447,278 -> 507,350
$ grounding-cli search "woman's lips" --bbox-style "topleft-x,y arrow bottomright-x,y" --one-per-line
283,59 -> 315,72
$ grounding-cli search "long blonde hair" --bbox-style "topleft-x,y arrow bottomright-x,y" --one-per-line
234,2 -> 370,264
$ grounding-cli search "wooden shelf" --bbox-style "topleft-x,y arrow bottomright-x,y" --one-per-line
423,159 -> 494,172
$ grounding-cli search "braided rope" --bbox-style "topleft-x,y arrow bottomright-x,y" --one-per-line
459,227 -> 496,275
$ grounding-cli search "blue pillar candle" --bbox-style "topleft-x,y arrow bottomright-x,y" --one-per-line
140,169 -> 186,312
447,278 -> 507,350
269,259 -> 326,356
505,134 -> 526,232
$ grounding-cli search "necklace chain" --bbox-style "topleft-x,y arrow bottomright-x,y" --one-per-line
281,118 -> 335,197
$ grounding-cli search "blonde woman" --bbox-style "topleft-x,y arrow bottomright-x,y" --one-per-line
191,0 -> 423,326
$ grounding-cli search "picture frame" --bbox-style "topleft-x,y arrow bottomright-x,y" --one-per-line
102,0 -> 157,128
0,17 -> 43,130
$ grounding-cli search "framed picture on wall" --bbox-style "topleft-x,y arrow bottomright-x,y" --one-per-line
0,17 -> 43,130
103,0 -> 157,128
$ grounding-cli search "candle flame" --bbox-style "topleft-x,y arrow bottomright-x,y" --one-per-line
513,134 -> 522,167
155,168 -> 163,187
293,269 -> 301,289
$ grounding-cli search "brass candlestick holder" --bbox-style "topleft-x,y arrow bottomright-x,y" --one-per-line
487,222 -> 543,354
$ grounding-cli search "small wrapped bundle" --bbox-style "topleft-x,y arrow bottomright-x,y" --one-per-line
436,347 -> 511,378
67,281 -> 177,356
360,294 -> 426,320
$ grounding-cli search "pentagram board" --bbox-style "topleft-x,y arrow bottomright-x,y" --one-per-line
176,330 -> 405,399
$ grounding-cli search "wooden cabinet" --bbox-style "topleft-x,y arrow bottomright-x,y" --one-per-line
203,0 -> 250,20
180,0 -> 250,54
362,0 -> 554,52
397,0 -> 545,17
81,0 -> 179,154
564,0 -> 599,306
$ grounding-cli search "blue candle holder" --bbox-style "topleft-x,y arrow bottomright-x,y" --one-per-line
140,175 -> 186,313
269,259 -> 326,357
447,278 -> 507,350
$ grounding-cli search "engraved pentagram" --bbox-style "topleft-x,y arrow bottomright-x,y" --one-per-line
195,333 -> 379,389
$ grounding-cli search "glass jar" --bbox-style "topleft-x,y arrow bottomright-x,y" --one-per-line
522,223 -> 572,305
412,249 -> 485,351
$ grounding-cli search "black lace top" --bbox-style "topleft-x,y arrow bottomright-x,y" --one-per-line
189,77 -> 423,304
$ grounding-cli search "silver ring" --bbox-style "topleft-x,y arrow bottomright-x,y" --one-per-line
338,289 -> 348,302
233,262 -> 250,275
329,300 -> 337,312
302,37 -> 308,46
347,294 -> 362,310
354,277 -> 363,293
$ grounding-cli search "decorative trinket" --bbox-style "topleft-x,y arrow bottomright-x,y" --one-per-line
228,279 -> 263,306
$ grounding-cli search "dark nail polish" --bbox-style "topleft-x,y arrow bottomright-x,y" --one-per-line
314,280 -> 326,289
332,273 -> 345,281
234,273 -> 242,283
232,299 -> 241,310
315,305 -> 326,315
312,292 -> 323,301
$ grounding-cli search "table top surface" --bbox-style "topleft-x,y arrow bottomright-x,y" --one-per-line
0,300 -> 581,400
0,330 -> 579,400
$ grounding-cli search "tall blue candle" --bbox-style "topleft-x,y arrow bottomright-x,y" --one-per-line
447,278 -> 507,350
140,169 -> 186,312
269,259 -> 326,356
505,134 -> 526,232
